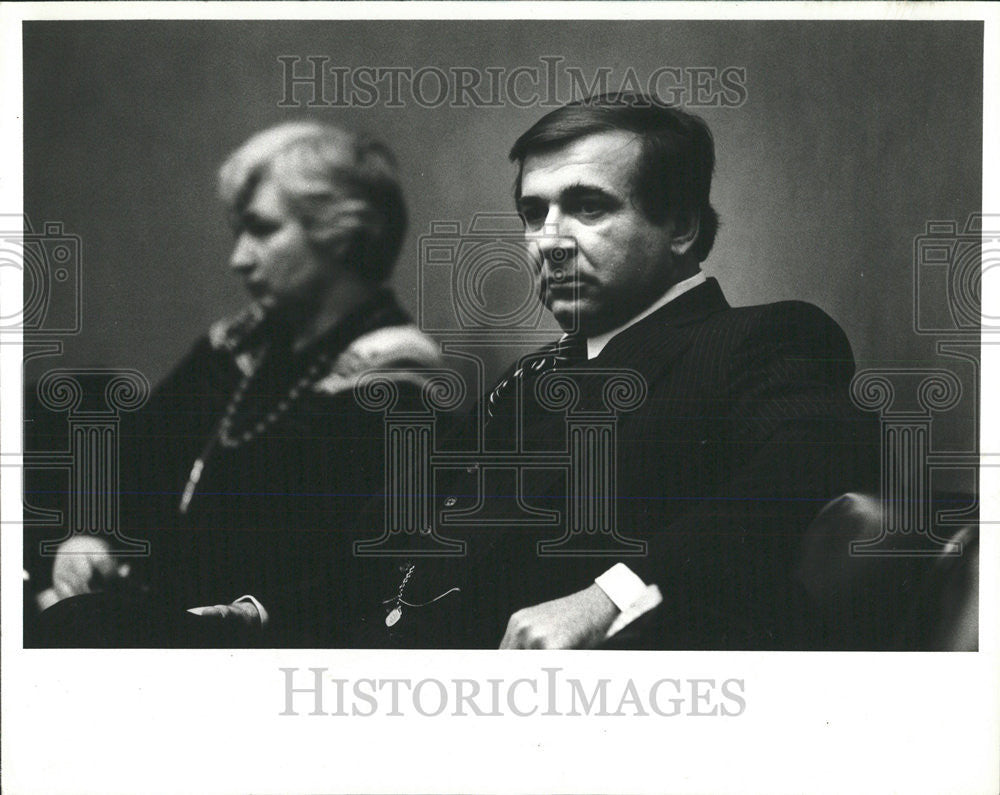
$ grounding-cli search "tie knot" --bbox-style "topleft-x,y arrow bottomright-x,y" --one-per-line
484,334 -> 587,424
553,334 -> 587,366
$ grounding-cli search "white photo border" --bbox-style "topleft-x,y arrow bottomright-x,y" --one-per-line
2,3 -> 997,794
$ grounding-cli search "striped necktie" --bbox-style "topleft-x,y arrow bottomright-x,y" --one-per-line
485,334 -> 587,422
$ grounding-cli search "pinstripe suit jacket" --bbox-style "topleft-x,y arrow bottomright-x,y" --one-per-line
395,277 -> 879,649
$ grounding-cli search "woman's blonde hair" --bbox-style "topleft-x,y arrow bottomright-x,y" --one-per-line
218,121 -> 407,282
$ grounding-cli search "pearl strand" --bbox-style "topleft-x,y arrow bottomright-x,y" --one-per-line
178,348 -> 332,514
217,351 -> 332,449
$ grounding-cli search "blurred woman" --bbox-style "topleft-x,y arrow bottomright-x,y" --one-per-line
42,122 -> 441,646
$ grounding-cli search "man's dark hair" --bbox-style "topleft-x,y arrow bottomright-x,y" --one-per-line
509,93 -> 719,263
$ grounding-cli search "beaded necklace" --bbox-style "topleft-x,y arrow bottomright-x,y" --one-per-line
178,345 -> 332,514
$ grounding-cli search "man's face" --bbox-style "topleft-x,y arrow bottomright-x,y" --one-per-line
517,131 -> 683,336
228,178 -> 332,316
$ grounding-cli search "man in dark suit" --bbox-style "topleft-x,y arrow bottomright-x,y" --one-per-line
380,93 -> 877,650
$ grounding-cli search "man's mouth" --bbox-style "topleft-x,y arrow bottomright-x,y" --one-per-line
543,275 -> 588,294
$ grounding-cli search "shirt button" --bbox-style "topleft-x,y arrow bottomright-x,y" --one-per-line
444,496 -> 458,508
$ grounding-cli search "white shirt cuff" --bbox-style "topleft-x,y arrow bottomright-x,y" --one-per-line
605,585 -> 663,640
594,563 -> 648,612
233,594 -> 269,627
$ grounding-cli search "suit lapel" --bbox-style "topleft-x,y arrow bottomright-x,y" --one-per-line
590,278 -> 730,384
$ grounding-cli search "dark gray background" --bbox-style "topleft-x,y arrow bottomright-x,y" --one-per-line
23,21 -> 983,482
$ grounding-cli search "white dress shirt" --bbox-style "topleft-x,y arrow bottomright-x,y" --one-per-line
586,270 -> 707,361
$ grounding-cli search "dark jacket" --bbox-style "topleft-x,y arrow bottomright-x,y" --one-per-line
373,278 -> 879,649
116,289 -> 442,645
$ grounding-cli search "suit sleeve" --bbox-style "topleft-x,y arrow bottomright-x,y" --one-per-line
627,303 -> 879,648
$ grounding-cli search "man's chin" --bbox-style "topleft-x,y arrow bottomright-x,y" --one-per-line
547,299 -> 593,335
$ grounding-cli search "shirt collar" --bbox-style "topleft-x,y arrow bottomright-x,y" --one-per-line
585,271 -> 707,360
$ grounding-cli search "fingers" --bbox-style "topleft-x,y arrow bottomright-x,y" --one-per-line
53,553 -> 126,600
500,611 -> 552,650
51,536 -> 123,602
187,604 -> 229,617
187,603 -> 261,629
501,630 -> 551,650
53,556 -> 96,599
53,575 -> 85,601
500,592 -> 609,649
36,587 -> 60,612
90,549 -> 117,579
229,601 -> 262,626
499,610 -> 522,648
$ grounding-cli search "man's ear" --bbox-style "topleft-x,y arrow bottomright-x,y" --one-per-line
669,210 -> 700,257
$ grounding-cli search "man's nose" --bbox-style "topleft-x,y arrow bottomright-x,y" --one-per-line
229,233 -> 255,274
531,212 -> 576,271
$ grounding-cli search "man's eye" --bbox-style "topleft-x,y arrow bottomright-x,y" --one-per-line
519,207 -> 546,229
573,199 -> 607,218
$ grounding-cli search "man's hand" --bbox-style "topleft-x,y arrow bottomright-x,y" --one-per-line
51,535 -> 130,601
500,584 -> 619,649
187,601 -> 262,629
